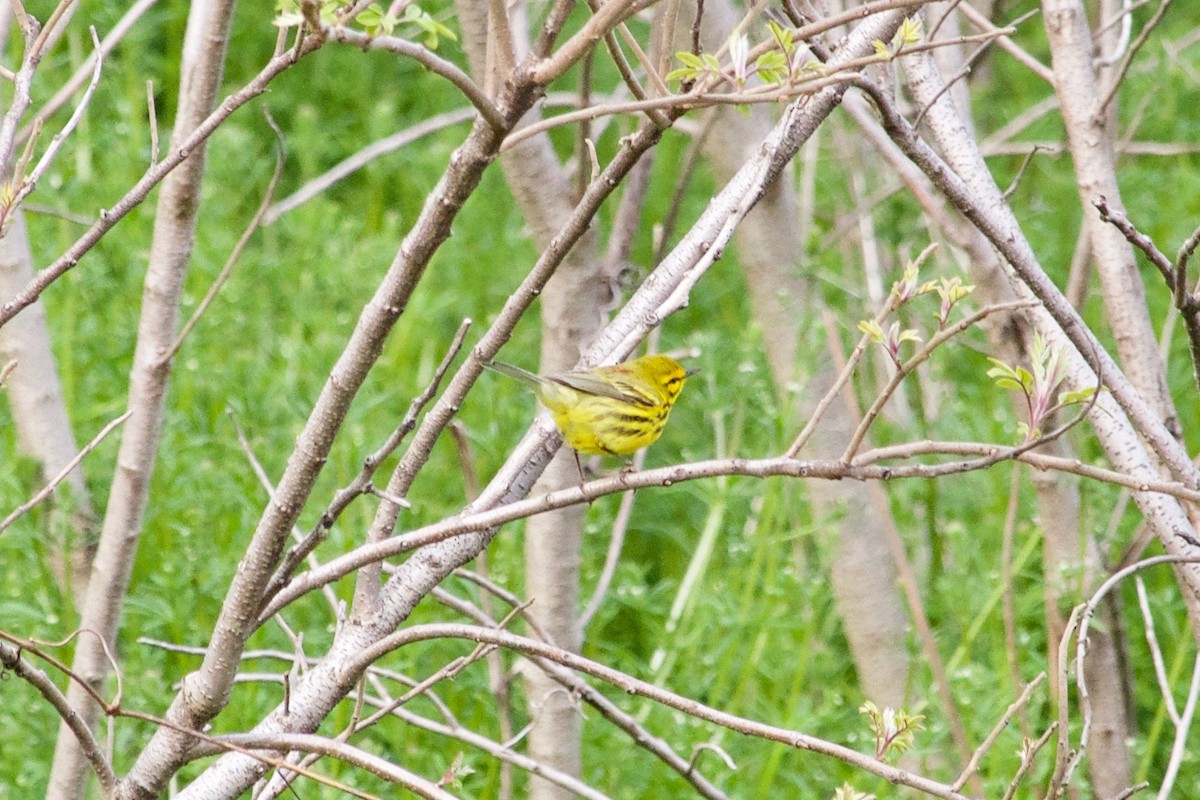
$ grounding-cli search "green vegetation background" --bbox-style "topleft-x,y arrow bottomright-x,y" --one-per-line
1,2 -> 1198,797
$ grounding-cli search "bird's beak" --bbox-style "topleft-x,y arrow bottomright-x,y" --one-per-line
684,367 -> 700,377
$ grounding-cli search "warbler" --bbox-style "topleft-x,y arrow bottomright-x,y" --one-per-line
486,354 -> 694,457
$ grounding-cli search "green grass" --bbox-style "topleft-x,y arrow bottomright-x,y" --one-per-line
2,3 -> 1200,798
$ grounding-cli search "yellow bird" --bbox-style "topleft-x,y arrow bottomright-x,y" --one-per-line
486,354 -> 695,457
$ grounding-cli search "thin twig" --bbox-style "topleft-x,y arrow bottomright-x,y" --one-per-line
159,108 -> 285,366
579,447 -> 644,629
913,11 -> 1032,131
258,431 -> 1198,621
953,673 -> 1046,791
861,440 -> 1200,502
841,298 -> 1041,461
1053,555 -> 1200,794
323,25 -> 504,130
788,297 -> 899,456
1,626 -> 124,713
29,0 -> 76,59
118,712 -> 400,800
227,667 -> 612,800
1097,0 -> 1174,116
351,624 -> 974,800
19,202 -> 92,224
1134,576 -> 1179,724
146,80 -> 159,165
1177,220 -> 1200,285
263,319 -> 472,598
0,409 -> 133,534
1000,145 -> 1046,201
1093,196 -> 1174,283
227,411 -> 343,615
1,31 -> 324,327
1093,195 -> 1200,392
509,31 -> 1014,154
0,4 -> 44,183
264,106 -> 477,222
1094,0 -> 1145,63
1157,653 -> 1200,799
18,0 -> 158,143
1000,463 -> 1026,730
8,27 -> 103,214
652,109 -> 717,267
1001,722 -> 1057,800
0,641 -> 117,792
957,2 -> 1053,83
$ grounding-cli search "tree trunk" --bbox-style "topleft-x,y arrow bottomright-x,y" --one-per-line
0,209 -> 97,609
695,0 -> 911,712
46,3 -> 237,797
455,4 -> 606,796
901,21 -> 1135,791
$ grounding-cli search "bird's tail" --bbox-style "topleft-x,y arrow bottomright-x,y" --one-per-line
484,360 -> 546,389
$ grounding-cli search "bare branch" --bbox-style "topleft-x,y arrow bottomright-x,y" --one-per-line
1093,196 -> 1200,393
1051,555 -> 1200,793
0,641 -> 116,793
1158,653 -> 1200,799
579,448 -> 645,629
266,318 -> 471,597
0,33 -> 324,328
1001,722 -> 1057,800
146,79 -> 159,164
350,624 -> 975,800
953,673 -> 1047,791
257,430 -> 1200,621
788,243 -> 941,458
265,106 -> 477,223
0,13 -> 43,185
1097,0 -> 1174,115
958,2 -> 1054,83
6,26 -> 103,217
1092,196 -> 1174,284
1134,577 -> 1179,724
18,0 -> 158,142
323,25 -> 504,131
159,109 -> 286,365
0,409 -> 132,534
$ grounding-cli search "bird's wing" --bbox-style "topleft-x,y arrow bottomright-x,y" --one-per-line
485,361 -> 546,388
551,372 -> 653,405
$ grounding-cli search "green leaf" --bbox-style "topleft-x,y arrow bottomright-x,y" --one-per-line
401,5 -> 456,48
1058,386 -> 1097,406
987,359 -> 1033,392
858,319 -> 884,342
769,20 -> 795,54
755,51 -> 788,85
832,784 -> 876,800
896,16 -> 923,46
